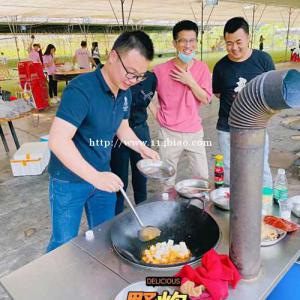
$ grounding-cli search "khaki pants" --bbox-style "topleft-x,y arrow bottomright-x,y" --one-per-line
158,126 -> 209,190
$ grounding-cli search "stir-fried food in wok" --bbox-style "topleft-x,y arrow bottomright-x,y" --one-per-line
142,240 -> 191,264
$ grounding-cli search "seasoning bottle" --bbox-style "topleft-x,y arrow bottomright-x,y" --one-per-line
214,154 -> 224,189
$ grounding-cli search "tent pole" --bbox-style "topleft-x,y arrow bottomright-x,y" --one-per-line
126,0 -> 134,26
285,8 -> 292,62
14,36 -> 20,61
7,17 -> 21,61
108,0 -> 121,31
251,5 -> 256,48
121,0 -> 125,31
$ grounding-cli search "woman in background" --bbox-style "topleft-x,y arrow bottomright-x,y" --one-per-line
43,44 -> 59,104
37,43 -> 43,64
91,42 -> 102,67
259,35 -> 265,51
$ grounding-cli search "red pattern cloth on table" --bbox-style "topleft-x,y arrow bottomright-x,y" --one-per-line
175,249 -> 241,300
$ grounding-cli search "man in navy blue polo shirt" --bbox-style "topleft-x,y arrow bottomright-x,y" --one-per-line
47,31 -> 159,252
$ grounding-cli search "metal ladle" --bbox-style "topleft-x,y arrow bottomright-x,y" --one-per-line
119,187 -> 161,242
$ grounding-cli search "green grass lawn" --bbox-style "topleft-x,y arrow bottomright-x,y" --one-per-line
0,49 -> 289,96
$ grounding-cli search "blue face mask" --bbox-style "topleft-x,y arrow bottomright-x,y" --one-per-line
178,51 -> 195,64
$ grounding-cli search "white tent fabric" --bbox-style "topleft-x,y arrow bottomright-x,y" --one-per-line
0,0 -> 299,26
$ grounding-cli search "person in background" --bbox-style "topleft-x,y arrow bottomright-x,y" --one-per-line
37,43 -> 44,64
110,71 -> 157,214
0,52 -> 8,65
213,17 -> 275,187
28,41 -> 41,63
73,41 -> 96,69
259,35 -> 265,51
297,40 -> 300,57
47,31 -> 159,252
150,20 -> 212,191
91,42 -> 103,67
43,44 -> 60,104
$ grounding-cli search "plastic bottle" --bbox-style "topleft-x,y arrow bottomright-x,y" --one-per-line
214,154 -> 224,189
273,168 -> 288,205
262,187 -> 273,215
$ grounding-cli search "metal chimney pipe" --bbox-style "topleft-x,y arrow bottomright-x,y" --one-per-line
228,69 -> 300,279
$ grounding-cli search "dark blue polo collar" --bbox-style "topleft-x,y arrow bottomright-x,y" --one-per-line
95,66 -> 111,93
95,65 -> 128,101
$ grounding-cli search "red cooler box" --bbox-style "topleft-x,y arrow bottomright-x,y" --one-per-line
18,61 -> 49,110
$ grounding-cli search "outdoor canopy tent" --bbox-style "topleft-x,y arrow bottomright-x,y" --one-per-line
0,0 -> 299,26
0,0 -> 299,61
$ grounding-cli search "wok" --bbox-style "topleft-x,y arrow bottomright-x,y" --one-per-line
111,198 -> 220,270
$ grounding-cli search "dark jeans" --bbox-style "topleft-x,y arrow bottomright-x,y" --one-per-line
110,123 -> 151,215
93,58 -> 103,67
47,177 -> 116,252
48,75 -> 57,98
259,43 -> 264,51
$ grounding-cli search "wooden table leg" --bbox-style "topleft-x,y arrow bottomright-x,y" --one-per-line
8,121 -> 20,149
0,124 -> 9,152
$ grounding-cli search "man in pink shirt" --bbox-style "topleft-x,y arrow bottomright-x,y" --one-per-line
73,41 -> 96,69
152,20 -> 212,189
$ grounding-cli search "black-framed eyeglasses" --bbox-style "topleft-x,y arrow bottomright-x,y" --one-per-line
115,50 -> 147,82
176,38 -> 198,45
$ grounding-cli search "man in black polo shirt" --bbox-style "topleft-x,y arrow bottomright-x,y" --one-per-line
47,31 -> 159,252
213,17 -> 275,187
111,71 -> 157,214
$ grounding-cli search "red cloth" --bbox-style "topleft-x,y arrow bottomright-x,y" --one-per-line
175,249 -> 241,300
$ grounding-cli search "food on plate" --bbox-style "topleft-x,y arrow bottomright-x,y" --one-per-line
180,280 -> 205,297
261,222 -> 279,241
141,240 -> 191,265
264,215 -> 299,232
